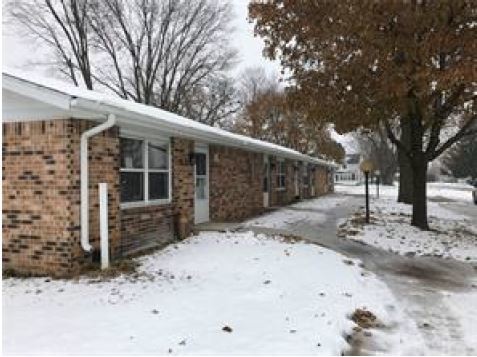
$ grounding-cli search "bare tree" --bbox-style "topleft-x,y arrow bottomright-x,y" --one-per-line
238,66 -> 279,105
89,0 -> 237,109
7,0 -> 238,126
7,0 -> 94,89
181,75 -> 240,127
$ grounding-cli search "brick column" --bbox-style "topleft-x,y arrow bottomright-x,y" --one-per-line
171,138 -> 195,236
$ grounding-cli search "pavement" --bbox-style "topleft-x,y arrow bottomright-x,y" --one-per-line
201,193 -> 477,355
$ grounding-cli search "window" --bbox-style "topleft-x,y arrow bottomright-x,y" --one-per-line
276,160 -> 286,190
120,138 -> 144,202
148,142 -> 169,200
120,137 -> 170,205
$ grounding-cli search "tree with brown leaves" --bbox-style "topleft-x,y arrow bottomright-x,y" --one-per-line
249,0 -> 476,229
235,67 -> 345,162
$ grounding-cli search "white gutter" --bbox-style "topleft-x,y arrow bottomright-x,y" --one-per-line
71,98 -> 337,168
4,71 -> 337,168
80,113 -> 116,252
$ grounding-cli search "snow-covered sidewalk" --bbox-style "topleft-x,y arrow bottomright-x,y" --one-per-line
3,231 -> 422,355
442,289 -> 477,351
244,195 -> 348,229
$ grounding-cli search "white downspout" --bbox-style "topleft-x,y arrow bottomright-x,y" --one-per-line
80,114 -> 117,252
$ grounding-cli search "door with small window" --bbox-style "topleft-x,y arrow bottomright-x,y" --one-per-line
263,156 -> 270,207
194,146 -> 209,224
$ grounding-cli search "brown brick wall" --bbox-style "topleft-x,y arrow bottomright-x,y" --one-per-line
120,205 -> 174,255
209,146 -> 263,221
4,119 -> 124,276
3,120 -> 81,276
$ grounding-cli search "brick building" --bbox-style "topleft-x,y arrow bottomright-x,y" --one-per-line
2,70 -> 336,276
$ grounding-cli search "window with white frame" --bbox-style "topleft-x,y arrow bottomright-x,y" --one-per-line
276,160 -> 286,190
120,137 -> 170,204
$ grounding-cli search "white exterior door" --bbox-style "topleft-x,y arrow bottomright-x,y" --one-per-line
194,145 -> 209,224
263,156 -> 270,207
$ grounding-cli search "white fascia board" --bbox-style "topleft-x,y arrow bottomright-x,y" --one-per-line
3,75 -> 72,111
71,97 -> 337,168
2,70 -> 337,167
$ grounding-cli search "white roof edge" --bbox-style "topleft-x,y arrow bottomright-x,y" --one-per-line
2,69 -> 338,168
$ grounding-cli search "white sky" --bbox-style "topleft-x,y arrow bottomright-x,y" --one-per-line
1,0 -> 281,78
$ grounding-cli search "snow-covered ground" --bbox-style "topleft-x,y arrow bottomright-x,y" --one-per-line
3,231 -> 423,355
338,197 -> 477,262
335,181 -> 475,203
244,195 -> 348,229
442,289 -> 477,351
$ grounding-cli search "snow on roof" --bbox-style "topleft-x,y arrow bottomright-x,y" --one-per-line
2,68 -> 336,167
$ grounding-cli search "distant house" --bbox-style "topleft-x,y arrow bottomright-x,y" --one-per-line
2,70 -> 337,277
334,154 -> 364,183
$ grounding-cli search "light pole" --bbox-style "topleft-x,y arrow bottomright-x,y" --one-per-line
360,160 -> 374,224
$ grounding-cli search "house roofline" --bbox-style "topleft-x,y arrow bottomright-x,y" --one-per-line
2,69 -> 338,168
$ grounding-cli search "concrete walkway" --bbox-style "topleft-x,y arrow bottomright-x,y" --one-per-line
202,194 -> 477,355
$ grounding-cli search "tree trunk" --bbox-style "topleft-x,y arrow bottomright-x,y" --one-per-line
398,119 -> 413,203
411,155 -> 429,230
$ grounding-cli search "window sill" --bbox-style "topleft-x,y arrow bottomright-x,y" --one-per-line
120,199 -> 171,210
276,187 -> 286,192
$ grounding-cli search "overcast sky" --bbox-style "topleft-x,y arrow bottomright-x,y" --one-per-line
2,0 -> 280,78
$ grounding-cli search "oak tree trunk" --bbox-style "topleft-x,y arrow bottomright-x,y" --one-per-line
411,154 -> 429,230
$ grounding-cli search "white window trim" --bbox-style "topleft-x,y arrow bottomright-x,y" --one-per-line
120,135 -> 172,209
276,159 -> 286,191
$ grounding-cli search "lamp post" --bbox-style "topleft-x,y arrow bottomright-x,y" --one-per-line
360,160 -> 374,223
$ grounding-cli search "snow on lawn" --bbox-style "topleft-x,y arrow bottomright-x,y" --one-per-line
441,288 -> 477,355
244,195 -> 348,229
336,182 -> 475,203
3,231 -> 422,355
338,198 -> 477,262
